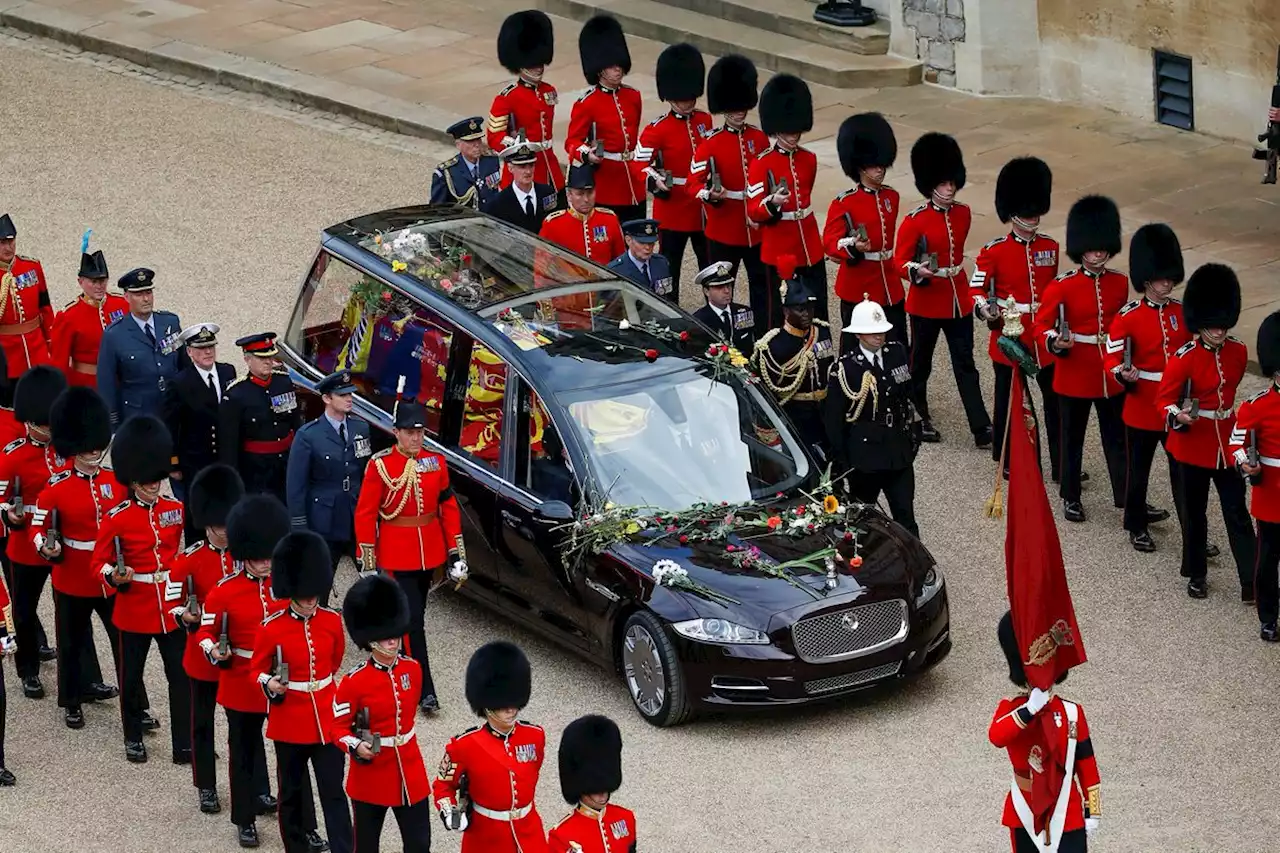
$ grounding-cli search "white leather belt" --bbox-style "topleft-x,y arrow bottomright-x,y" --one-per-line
862,251 -> 888,261
383,732 -> 416,747
232,647 -> 253,659
62,537 -> 95,551
1197,409 -> 1233,421
473,803 -> 533,822
1135,370 -> 1163,381
1011,301 -> 1032,313
937,265 -> 964,276
719,189 -> 744,200
1070,333 -> 1098,344
527,139 -> 553,151
131,570 -> 169,584
599,150 -> 634,161
286,675 -> 334,693
1260,455 -> 1280,467
779,207 -> 812,221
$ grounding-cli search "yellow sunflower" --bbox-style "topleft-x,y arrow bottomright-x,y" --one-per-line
823,495 -> 840,514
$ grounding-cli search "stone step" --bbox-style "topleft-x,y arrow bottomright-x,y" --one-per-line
537,0 -> 922,90
643,0 -> 890,56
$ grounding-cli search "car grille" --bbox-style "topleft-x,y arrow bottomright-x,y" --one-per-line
803,662 -> 902,695
791,599 -> 908,663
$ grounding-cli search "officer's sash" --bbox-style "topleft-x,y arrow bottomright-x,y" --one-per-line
1009,700 -> 1078,853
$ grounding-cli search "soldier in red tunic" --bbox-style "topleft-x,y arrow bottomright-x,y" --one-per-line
567,16 -> 645,224
433,641 -> 548,853
49,234 -> 128,388
254,531 -> 351,853
489,11 -> 565,198
93,415 -> 190,764
1034,196 -> 1130,523
1233,311 -> 1280,640
333,574 -> 432,853
747,74 -> 827,330
1157,264 -> 1255,601
636,43 -> 713,298
990,612 -> 1101,853
1103,224 -> 1188,553
548,715 -> 636,853
693,56 -> 770,337
0,214 -> 54,379
539,165 -> 626,266
196,494 -> 292,848
894,133 -> 992,447
168,463 -> 243,816
825,113 -> 902,351
972,158 -> 1061,479
355,396 -> 466,713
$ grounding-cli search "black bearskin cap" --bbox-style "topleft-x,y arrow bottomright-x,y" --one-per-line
1127,224 -> 1184,293
578,15 -> 630,85
189,464 -> 244,530
1065,195 -> 1122,264
13,365 -> 67,426
465,641 -> 531,716
270,531 -> 333,599
655,43 -> 704,102
558,715 -> 623,803
758,73 -> 812,136
837,113 -> 897,178
1183,263 -> 1241,333
226,494 -> 291,562
706,54 -> 758,114
343,574 -> 411,648
994,157 -> 1052,224
1257,310 -> 1280,377
49,387 -> 111,457
910,132 -> 966,198
497,10 -> 553,73
111,415 -> 172,486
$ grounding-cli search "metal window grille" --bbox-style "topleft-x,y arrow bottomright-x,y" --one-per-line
1153,50 -> 1194,131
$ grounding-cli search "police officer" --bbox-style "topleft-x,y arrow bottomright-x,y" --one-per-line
750,262 -> 835,463
97,267 -> 185,429
163,323 -> 235,518
219,333 -> 301,504
548,715 -> 636,853
607,220 -> 674,299
691,261 -> 755,354
430,118 -> 501,210
286,370 -> 371,585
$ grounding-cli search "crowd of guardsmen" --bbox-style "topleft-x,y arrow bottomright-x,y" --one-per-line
1,7 -> 1279,853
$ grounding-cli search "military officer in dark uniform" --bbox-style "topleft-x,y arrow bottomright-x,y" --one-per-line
430,117 -> 502,210
691,261 -> 755,354
750,259 -> 835,463
218,333 -> 300,504
97,268 -> 185,430
162,324 -> 236,526
482,141 -> 559,233
607,219 -> 675,300
824,297 -> 920,538
286,370 -> 371,590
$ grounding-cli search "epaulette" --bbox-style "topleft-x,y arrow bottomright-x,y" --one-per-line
497,82 -> 516,96
1245,388 -> 1271,405
2,437 -> 25,454
1168,296 -> 1182,304
543,209 -> 568,222
224,375 -> 249,391
318,605 -> 340,615
107,500 -> 131,517
180,540 -> 206,557
215,570 -> 243,587
647,114 -> 665,127
755,328 -> 781,351
595,207 -> 619,220
982,235 -> 1008,250
905,202 -> 929,217
1118,299 -> 1142,316
46,470 -> 71,486
517,719 -> 543,730
1053,268 -> 1080,282
263,609 -> 287,624
575,88 -> 595,103
813,319 -> 830,328
271,367 -> 289,376
1228,334 -> 1244,345
550,811 -> 575,830
705,126 -> 727,139
455,724 -> 484,740
346,659 -> 369,677
372,447 -> 393,460
63,296 -> 81,310
440,154 -> 459,168
835,188 -> 855,201
1174,340 -> 1196,358
16,254 -> 39,263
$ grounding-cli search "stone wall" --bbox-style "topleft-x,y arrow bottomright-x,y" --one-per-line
900,0 -> 966,86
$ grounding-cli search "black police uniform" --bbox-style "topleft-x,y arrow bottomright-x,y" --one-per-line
824,341 -> 920,538
218,334 -> 300,504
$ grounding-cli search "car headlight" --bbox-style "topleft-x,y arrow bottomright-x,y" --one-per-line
915,565 -> 944,607
672,618 -> 770,645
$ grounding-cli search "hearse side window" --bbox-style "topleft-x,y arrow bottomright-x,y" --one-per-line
288,251 -> 458,437
516,384 -> 573,505
454,342 -> 509,470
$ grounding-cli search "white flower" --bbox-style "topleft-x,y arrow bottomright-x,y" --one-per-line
618,319 -> 631,330
789,516 -> 809,529
652,559 -> 688,586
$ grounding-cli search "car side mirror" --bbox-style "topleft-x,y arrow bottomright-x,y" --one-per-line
533,500 -> 575,524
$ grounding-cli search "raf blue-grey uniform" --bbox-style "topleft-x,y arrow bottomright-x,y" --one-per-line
285,371 -> 373,572
97,267 -> 185,429
608,218 -> 675,299
429,116 -> 502,209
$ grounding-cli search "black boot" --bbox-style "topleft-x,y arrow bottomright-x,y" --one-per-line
238,823 -> 260,849
125,741 -> 148,763
199,788 -> 222,814
1062,501 -> 1086,523
64,705 -> 85,729
1128,530 -> 1156,553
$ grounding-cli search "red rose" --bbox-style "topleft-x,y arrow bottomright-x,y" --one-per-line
843,531 -> 854,542
380,290 -> 392,302
461,253 -> 472,264
797,505 -> 806,514
766,516 -> 782,530
806,524 -> 815,531
726,544 -> 736,552
679,535 -> 688,544
849,555 -> 864,569
644,348 -> 659,362
666,525 -> 677,533
679,331 -> 690,341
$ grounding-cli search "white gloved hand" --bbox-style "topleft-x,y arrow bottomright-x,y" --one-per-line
1084,816 -> 1100,836
0,634 -> 16,656
1026,686 -> 1051,715
448,560 -> 469,583
836,237 -> 857,250
501,135 -> 516,147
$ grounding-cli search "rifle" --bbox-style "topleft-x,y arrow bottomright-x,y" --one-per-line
185,576 -> 200,622
1252,46 -> 1280,184
216,613 -> 230,661
910,234 -> 937,285
1055,304 -> 1070,342
765,170 -> 789,198
842,212 -> 867,244
586,121 -> 603,160
353,707 -> 381,758
650,150 -> 672,199
112,535 -> 131,591
506,112 -> 519,142
1246,430 -> 1263,485
8,474 -> 21,525
44,508 -> 62,560
1122,337 -> 1133,372
273,644 -> 290,699
984,265 -> 1002,330
1174,378 -> 1199,431
707,157 -> 723,196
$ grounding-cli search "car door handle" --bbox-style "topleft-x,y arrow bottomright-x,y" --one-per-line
501,510 -> 523,529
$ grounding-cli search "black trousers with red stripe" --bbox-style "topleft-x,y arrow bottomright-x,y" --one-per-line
190,677 -> 219,790
1122,426 -> 1180,533
1173,461 -> 1255,587
909,314 -> 991,436
1057,395 -> 1126,505
1255,519 -> 1280,626
226,708 -> 272,828
13,562 -> 106,683
352,797 -> 432,853
275,741 -> 352,853
117,628 -> 189,750
54,591 -> 137,708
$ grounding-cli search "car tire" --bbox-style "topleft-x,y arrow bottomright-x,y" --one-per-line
620,610 -> 691,727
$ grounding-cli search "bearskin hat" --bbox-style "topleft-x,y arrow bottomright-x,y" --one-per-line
578,15 -> 630,85
997,611 -> 1027,687
655,43 -> 704,102
706,54 -> 757,114
1127,224 -> 1184,293
111,415 -> 172,486
837,113 -> 897,179
497,10 -> 553,73
226,494 -> 291,562
910,132 -> 966,198
1183,263 -> 1241,333
1065,195 -> 1122,264
465,641 -> 531,716
994,157 -> 1052,224
270,531 -> 333,600
49,387 -> 111,458
13,365 -> 67,426
1257,310 -> 1280,377
343,574 -> 411,649
558,715 -> 623,804
188,464 -> 244,530
758,74 -> 812,136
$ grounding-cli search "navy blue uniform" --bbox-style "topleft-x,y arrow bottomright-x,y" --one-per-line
429,154 -> 502,209
607,251 -> 675,299
97,310 -> 185,428
692,302 -> 756,355
285,414 -> 372,561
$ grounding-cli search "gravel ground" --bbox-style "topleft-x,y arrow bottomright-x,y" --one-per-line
0,31 -> 1276,853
